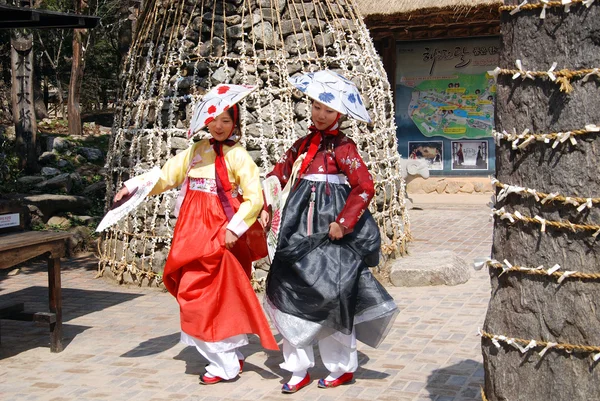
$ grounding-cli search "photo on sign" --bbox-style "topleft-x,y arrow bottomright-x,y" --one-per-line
451,140 -> 488,170
408,141 -> 443,171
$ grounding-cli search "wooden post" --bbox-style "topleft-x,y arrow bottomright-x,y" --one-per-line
67,0 -> 89,137
48,256 -> 63,353
482,2 -> 600,400
10,34 -> 37,173
67,28 -> 85,137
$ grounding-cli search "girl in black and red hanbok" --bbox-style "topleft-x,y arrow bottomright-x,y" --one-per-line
261,70 -> 398,393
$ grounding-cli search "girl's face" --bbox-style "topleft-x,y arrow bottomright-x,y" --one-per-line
207,111 -> 235,142
311,101 -> 339,130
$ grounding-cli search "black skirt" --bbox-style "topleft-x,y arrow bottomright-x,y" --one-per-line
265,177 -> 398,348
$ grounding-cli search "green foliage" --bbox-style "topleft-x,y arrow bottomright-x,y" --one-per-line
0,134 -> 23,194
32,0 -> 128,114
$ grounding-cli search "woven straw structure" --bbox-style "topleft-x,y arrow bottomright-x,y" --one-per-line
99,0 -> 408,285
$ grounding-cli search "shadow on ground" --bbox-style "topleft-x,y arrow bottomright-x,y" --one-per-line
0,286 -> 142,358
0,252 -> 100,284
425,359 -> 484,400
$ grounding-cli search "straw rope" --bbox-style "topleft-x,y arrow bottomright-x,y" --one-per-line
491,207 -> 600,237
480,329 -> 600,356
492,179 -> 600,210
489,65 -> 600,93
493,123 -> 600,149
483,259 -> 600,282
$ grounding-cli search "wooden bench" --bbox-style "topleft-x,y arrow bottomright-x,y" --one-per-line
0,231 -> 72,352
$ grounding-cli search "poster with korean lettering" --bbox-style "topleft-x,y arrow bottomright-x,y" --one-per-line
395,37 -> 499,174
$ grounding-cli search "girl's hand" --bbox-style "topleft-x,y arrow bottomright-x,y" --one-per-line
328,222 -> 345,240
113,186 -> 130,205
259,209 -> 270,229
225,229 -> 239,250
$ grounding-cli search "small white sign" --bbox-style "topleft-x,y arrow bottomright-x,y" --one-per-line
0,213 -> 20,229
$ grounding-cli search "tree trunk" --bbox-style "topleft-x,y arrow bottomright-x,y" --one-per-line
56,73 -> 64,118
67,28 -> 86,136
483,2 -> 600,401
11,33 -> 38,173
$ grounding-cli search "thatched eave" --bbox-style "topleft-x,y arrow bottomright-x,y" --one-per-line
356,0 -> 502,41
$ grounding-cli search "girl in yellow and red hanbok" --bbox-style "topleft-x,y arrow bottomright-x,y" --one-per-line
113,84 -> 278,385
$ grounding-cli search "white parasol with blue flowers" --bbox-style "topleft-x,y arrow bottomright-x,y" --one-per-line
287,70 -> 371,123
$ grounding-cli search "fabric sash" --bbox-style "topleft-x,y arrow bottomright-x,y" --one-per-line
210,138 -> 236,221
295,116 -> 341,190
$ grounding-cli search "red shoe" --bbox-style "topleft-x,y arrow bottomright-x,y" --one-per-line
281,373 -> 311,393
318,372 -> 354,388
202,359 -> 244,376
199,374 -> 223,385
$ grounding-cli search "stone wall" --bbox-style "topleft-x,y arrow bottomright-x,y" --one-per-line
406,176 -> 494,195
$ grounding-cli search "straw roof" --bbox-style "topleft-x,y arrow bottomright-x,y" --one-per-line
355,0 -> 502,17
355,0 -> 502,41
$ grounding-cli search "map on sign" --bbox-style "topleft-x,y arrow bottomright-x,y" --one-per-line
407,73 -> 495,139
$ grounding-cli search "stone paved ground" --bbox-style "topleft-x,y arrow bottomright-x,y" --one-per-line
0,195 -> 492,401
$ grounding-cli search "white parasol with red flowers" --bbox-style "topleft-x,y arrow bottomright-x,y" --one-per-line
188,84 -> 258,138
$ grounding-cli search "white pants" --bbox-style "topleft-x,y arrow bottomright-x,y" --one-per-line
279,330 -> 358,374
181,332 -> 247,380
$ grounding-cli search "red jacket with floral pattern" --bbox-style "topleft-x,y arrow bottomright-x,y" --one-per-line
267,132 -> 375,231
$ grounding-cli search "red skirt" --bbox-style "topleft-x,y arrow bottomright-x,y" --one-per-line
162,189 -> 278,351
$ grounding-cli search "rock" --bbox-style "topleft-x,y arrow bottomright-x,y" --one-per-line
66,226 -> 92,255
72,215 -> 95,225
36,173 -> 73,193
74,154 -> 86,164
78,147 -> 104,161
435,180 -> 448,194
38,151 -> 57,164
294,101 -> 309,118
226,24 -> 244,40
70,173 -> 82,187
171,137 -> 190,150
421,179 -> 438,193
57,159 -> 72,169
41,167 -> 60,177
82,181 -> 106,196
314,33 -> 333,50
445,181 -> 461,194
253,21 -> 275,48
285,32 -> 312,54
389,251 -> 470,287
258,8 -> 279,24
280,18 -> 302,36
211,66 -> 235,84
259,0 -> 285,11
47,216 -> 71,229
22,194 -> 92,222
151,249 -> 168,273
459,182 -> 475,193
52,137 -> 71,152
17,176 -> 45,186
405,177 -> 425,194
473,182 -> 486,192
248,150 -> 262,165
